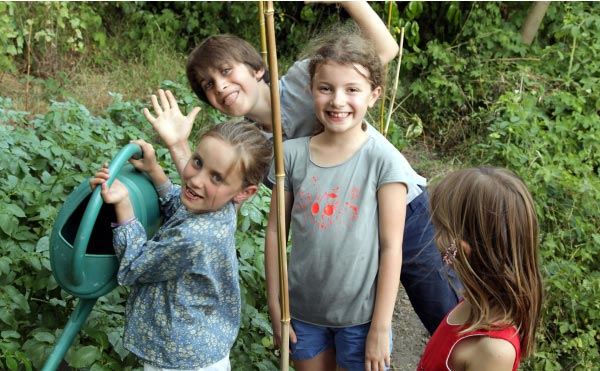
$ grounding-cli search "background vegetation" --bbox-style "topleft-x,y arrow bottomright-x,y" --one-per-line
1,1 -> 598,370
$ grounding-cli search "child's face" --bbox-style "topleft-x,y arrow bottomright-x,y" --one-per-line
198,61 -> 264,117
181,136 -> 246,213
311,62 -> 381,135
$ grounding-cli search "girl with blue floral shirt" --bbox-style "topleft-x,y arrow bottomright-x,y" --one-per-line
89,121 -> 271,370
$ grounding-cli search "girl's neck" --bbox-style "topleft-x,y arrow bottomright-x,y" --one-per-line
309,124 -> 368,167
246,82 -> 273,132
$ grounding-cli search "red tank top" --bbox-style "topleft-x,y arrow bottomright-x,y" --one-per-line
417,302 -> 521,371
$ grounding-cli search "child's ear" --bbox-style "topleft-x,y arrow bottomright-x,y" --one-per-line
233,185 -> 258,204
460,240 -> 471,257
368,86 -> 382,108
255,67 -> 266,82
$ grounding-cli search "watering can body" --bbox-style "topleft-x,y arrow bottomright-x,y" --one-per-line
49,144 -> 162,299
44,144 -> 162,371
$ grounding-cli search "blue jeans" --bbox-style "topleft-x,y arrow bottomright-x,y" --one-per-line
402,188 -> 461,334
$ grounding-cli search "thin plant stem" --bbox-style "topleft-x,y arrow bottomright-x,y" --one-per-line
567,35 -> 577,79
25,20 -> 33,112
384,27 -> 404,137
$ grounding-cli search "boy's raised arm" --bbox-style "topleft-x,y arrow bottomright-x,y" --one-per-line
340,1 -> 400,64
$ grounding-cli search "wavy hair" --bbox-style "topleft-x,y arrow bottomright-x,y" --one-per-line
429,166 -> 543,358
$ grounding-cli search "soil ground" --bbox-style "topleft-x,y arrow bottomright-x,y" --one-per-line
390,286 -> 430,371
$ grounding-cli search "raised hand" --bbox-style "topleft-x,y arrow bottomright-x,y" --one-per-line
143,89 -> 201,148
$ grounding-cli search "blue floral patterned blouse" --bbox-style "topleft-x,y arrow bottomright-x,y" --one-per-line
113,184 -> 241,368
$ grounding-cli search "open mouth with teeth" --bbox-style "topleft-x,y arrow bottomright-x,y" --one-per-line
222,91 -> 239,106
327,111 -> 350,119
184,185 -> 202,200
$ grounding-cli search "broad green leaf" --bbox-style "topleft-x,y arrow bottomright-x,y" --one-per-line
33,331 -> 55,344
66,345 -> 101,367
0,214 -> 18,237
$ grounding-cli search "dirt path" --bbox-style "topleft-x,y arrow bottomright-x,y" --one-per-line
390,286 -> 430,371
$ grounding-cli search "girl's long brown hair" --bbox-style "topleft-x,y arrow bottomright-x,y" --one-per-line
429,167 -> 543,358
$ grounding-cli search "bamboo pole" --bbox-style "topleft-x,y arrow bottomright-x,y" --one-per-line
264,2 -> 290,370
384,27 -> 405,137
379,1 -> 394,132
258,1 -> 268,64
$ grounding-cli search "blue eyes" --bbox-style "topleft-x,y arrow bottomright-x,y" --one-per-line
191,157 -> 223,184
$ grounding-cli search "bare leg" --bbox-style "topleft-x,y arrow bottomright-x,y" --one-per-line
294,347 -> 337,371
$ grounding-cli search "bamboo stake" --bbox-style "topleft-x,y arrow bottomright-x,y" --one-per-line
379,1 -> 394,132
258,1 -> 268,64
264,2 -> 290,370
384,27 -> 404,138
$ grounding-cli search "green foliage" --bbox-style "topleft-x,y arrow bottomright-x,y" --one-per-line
0,2 -> 22,73
0,95 -> 149,369
234,187 -> 279,370
1,2 -> 106,75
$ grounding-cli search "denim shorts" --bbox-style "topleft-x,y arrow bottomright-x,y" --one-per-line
290,319 -> 393,370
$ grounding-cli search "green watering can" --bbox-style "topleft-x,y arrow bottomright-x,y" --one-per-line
43,144 -> 161,370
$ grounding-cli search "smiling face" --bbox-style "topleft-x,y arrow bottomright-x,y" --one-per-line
198,61 -> 264,117
180,136 -> 249,213
311,62 -> 381,135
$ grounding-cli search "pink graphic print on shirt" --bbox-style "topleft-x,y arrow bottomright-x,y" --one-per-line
294,176 -> 359,230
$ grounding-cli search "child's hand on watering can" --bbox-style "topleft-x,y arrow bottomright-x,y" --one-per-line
89,163 -> 130,205
143,89 -> 200,148
128,139 -> 162,176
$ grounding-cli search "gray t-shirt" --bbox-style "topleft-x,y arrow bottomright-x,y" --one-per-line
267,130 -> 418,326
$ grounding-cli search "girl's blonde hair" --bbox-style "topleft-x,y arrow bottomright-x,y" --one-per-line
200,120 -> 271,187
429,167 -> 543,358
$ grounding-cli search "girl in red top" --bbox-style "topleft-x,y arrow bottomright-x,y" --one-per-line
418,167 -> 543,371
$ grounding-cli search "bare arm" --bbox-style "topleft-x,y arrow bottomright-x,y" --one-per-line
341,1 -> 400,64
265,186 -> 294,347
365,182 -> 406,371
142,89 -> 200,176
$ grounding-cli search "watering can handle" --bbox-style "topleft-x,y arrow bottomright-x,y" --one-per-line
70,143 -> 142,286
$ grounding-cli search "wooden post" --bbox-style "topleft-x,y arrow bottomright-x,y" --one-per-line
258,2 -> 268,64
264,2 -> 290,370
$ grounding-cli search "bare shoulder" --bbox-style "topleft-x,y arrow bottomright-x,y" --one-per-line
452,336 -> 517,371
